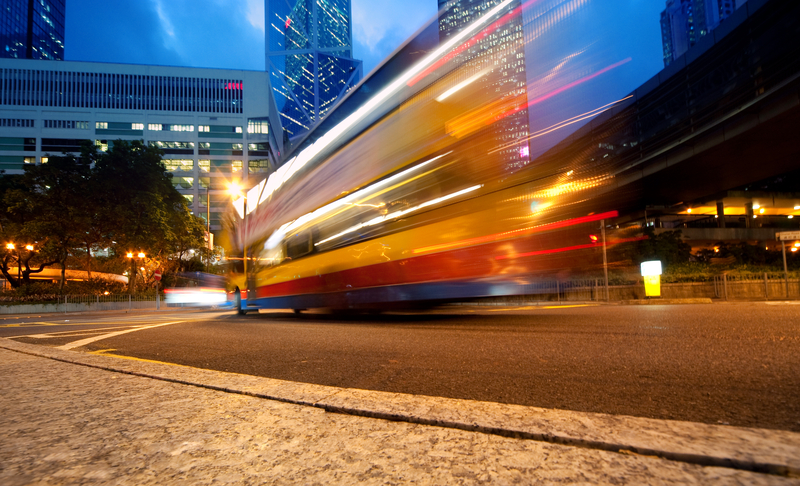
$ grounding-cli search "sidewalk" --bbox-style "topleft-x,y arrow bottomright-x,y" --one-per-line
1,339 -> 799,485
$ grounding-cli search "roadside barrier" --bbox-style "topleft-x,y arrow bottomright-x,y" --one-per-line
0,294 -> 160,315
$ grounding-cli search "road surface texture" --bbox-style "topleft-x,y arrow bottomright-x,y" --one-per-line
8,302 -> 795,432
2,338 -> 799,484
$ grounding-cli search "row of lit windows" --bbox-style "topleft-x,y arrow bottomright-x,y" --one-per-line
44,120 -> 89,129
198,125 -> 243,133
166,159 -> 270,174
148,124 -> 195,132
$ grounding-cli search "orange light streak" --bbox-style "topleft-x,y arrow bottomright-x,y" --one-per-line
413,210 -> 618,255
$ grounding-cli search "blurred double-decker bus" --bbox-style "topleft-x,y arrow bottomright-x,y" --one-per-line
226,2 -> 628,313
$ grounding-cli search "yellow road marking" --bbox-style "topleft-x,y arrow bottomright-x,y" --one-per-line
90,349 -> 195,368
486,304 -> 593,312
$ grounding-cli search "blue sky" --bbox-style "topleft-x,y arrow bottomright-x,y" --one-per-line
64,0 -> 437,74
65,1 -> 663,79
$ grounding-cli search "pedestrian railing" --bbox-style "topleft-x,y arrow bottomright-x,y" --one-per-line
713,273 -> 799,300
0,294 -> 162,315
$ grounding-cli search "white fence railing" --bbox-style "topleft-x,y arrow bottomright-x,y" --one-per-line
0,294 -> 161,315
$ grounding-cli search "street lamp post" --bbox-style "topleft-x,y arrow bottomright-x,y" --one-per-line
6,243 -> 18,284
127,251 -> 145,294
229,182 -> 248,301
206,185 -> 210,273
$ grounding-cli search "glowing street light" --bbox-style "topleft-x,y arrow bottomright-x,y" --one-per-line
126,251 -> 145,294
25,244 -> 34,251
6,243 -> 14,250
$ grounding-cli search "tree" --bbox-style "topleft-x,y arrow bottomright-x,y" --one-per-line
632,228 -> 692,267
92,140 -> 206,292
17,148 -> 95,290
0,140 -> 209,292
0,172 -> 61,288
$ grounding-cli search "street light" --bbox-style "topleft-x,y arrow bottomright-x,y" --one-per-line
229,181 -> 248,296
6,243 -> 19,282
126,251 -> 145,294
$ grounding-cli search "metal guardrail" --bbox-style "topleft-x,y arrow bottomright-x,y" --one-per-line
713,274 -> 799,301
0,294 -> 162,314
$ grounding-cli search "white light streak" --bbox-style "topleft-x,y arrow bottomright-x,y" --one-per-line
436,70 -> 488,102
315,184 -> 483,247
235,0 -> 515,218
264,152 -> 451,249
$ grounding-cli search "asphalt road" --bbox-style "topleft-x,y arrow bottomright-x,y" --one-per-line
4,303 -> 800,432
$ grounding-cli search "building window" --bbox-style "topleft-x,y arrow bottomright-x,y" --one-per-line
172,177 -> 194,189
247,119 -> 269,134
169,125 -> 194,132
96,122 -> 108,129
232,160 -> 243,172
235,126 -> 243,133
131,123 -> 144,130
1,119 -> 35,128
198,126 -> 210,132
199,160 -> 210,172
148,124 -> 164,131
164,159 -> 194,172
45,120 -> 89,129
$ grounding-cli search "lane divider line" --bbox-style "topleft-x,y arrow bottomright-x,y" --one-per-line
58,321 -> 186,350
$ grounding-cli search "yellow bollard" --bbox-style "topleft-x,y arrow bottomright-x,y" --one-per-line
641,261 -> 662,298
644,275 -> 661,297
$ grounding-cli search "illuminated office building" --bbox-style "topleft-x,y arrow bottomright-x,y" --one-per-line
0,59 -> 276,233
661,0 -> 747,67
437,0 -> 530,171
267,0 -> 362,139
1,0 -> 65,60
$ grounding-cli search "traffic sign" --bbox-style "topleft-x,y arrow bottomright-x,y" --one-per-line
776,231 -> 800,241
154,270 -> 162,281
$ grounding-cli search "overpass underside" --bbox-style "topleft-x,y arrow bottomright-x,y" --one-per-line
534,0 -> 800,234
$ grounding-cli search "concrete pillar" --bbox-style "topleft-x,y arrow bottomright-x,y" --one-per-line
716,200 -> 726,228
745,201 -> 754,228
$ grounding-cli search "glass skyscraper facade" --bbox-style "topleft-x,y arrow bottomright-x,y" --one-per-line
437,0 -> 530,172
267,0 -> 362,139
660,0 -> 745,67
1,0 -> 65,60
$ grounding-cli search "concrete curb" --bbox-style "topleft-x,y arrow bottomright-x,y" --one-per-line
2,338 -> 798,478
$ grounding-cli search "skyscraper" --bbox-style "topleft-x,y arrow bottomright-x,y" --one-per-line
437,0 -> 531,171
660,0 -> 745,67
1,0 -> 65,60
266,0 -> 362,140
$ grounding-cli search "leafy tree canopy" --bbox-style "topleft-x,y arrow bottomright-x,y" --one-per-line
0,140 -> 207,290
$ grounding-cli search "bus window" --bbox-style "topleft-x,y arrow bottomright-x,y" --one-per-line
285,231 -> 313,260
